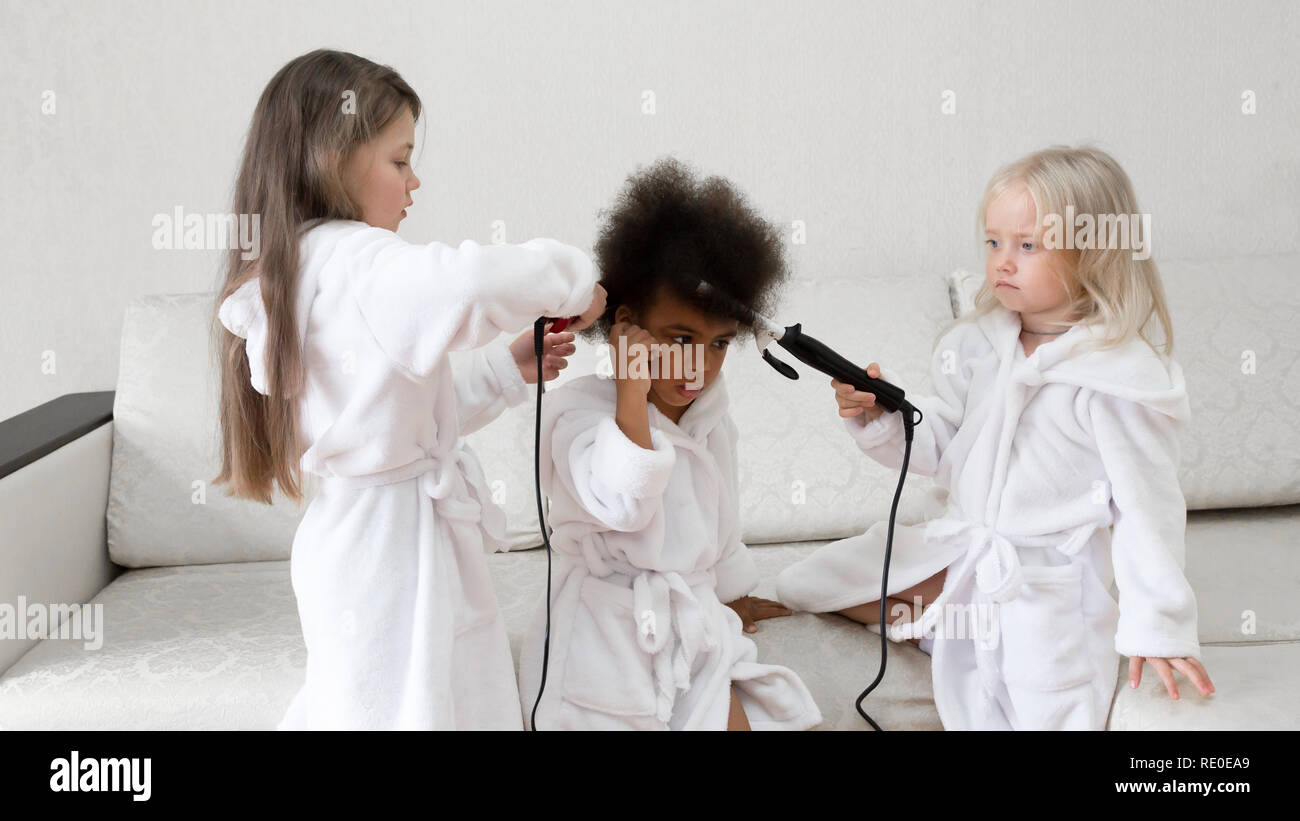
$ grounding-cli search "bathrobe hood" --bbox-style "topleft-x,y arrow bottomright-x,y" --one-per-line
217,270 -> 320,398
217,222 -> 327,397
976,305 -> 1190,423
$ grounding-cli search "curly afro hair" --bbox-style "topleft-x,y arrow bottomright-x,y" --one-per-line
584,156 -> 789,342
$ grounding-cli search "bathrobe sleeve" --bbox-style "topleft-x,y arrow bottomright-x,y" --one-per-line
552,410 -> 676,537
1089,392 -> 1201,660
843,322 -> 980,477
450,340 -> 531,435
346,232 -> 596,379
713,415 -> 760,603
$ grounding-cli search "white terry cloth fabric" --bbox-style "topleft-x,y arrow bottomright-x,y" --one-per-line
218,218 -> 596,729
518,372 -> 823,730
777,304 -> 1200,730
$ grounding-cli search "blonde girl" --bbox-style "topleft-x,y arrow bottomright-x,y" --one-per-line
778,145 -> 1215,729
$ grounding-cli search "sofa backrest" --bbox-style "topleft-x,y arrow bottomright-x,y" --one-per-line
1162,253 -> 1300,509
107,272 -> 957,566
114,252 -> 1291,567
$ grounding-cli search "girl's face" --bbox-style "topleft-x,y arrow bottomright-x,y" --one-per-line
342,107 -> 420,233
984,184 -> 1075,326
617,288 -> 738,421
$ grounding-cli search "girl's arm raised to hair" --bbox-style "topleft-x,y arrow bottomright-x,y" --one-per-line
345,230 -> 596,379
615,381 -> 653,450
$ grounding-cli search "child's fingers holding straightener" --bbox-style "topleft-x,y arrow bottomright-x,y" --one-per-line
510,327 -> 577,383
832,361 -> 885,421
541,331 -> 577,380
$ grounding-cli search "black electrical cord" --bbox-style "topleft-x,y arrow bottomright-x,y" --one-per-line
528,317 -> 553,731
854,407 -> 922,731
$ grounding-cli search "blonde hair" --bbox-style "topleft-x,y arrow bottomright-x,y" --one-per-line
942,145 -> 1175,359
213,50 -> 421,504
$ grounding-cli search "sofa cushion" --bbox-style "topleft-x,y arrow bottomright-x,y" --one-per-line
4,530 -> 1292,730
1107,642 -> 1300,730
1185,504 -> 1300,643
948,254 -> 1300,510
108,294 -> 308,567
0,542 -> 942,730
0,561 -> 303,729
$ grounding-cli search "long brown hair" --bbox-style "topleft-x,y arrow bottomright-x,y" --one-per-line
213,49 -> 421,504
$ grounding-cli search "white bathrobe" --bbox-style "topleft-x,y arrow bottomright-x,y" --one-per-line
218,218 -> 595,730
518,372 -> 823,730
776,304 -> 1201,730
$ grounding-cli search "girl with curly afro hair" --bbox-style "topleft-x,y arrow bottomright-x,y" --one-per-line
518,157 -> 822,732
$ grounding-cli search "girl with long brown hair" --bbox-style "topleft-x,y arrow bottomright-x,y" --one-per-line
214,49 -> 604,729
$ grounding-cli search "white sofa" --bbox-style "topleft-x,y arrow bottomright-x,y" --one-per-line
2,256 -> 1297,730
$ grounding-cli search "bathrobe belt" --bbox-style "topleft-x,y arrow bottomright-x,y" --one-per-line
886,517 -> 1100,644
584,547 -> 719,723
313,446 -> 507,552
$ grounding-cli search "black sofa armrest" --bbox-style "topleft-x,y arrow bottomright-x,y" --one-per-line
0,391 -> 115,479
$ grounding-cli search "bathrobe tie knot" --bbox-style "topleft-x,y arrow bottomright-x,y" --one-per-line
315,446 -> 506,552
970,525 -> 1025,604
892,518 -> 1103,644
926,518 -> 1024,604
602,557 -> 717,723
415,446 -> 506,548
883,518 -> 1022,646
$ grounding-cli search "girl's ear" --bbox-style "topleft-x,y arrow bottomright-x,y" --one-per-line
614,305 -> 635,325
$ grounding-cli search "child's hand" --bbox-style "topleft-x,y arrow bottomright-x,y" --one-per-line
725,596 -> 794,633
1128,656 -> 1216,700
509,327 -> 577,384
608,320 -> 662,396
567,282 -> 607,333
832,362 -> 886,423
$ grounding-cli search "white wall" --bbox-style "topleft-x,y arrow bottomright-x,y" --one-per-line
2,0 -> 1296,420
